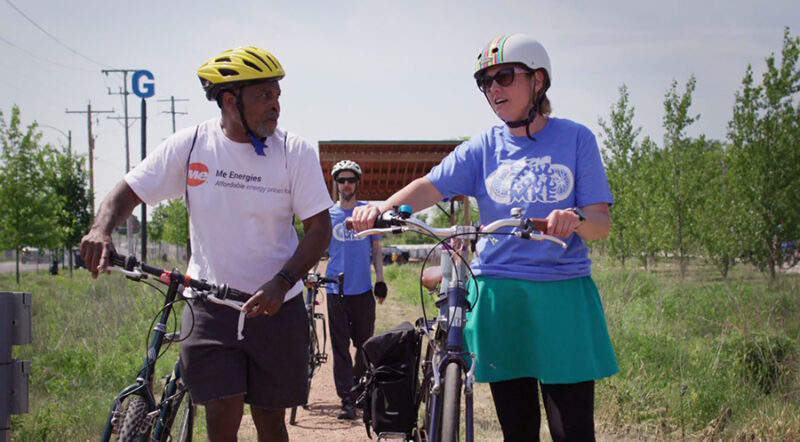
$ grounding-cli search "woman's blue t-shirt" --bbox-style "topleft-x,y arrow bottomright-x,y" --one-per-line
426,118 -> 613,281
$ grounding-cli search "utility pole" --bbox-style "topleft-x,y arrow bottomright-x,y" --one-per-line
157,96 -> 188,133
103,69 -> 138,255
66,102 -> 114,216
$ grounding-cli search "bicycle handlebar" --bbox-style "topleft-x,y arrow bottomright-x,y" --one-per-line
108,252 -> 253,304
303,272 -> 345,297
346,207 -> 566,248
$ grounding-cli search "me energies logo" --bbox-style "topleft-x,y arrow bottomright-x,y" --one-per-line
187,162 -> 209,186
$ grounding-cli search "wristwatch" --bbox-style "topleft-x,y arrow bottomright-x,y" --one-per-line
276,269 -> 297,287
568,207 -> 587,227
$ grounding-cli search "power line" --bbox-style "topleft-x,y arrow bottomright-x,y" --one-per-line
5,0 -> 109,68
0,34 -> 95,72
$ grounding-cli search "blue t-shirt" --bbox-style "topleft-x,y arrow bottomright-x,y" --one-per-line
326,202 -> 377,295
426,118 -> 613,281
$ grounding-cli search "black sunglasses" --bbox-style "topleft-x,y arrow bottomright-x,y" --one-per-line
475,66 -> 531,93
336,177 -> 358,184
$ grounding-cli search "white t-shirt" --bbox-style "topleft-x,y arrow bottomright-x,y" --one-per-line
125,118 -> 333,301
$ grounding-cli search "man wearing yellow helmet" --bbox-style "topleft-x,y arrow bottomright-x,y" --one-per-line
81,46 -> 333,441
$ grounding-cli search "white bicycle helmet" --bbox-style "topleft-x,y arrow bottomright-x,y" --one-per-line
332,160 -> 362,179
474,33 -> 551,82
474,34 -> 552,141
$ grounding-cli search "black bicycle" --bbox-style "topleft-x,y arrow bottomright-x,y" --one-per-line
99,252 -> 252,442
354,206 -> 565,442
289,270 -> 343,425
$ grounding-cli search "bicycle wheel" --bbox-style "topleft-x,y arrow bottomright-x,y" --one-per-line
171,394 -> 195,442
115,395 -> 149,442
161,386 -> 194,442
290,318 -> 319,425
440,361 -> 462,442
416,342 -> 436,441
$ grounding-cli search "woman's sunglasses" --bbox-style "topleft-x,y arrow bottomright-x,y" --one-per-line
475,66 -> 531,93
336,177 -> 358,184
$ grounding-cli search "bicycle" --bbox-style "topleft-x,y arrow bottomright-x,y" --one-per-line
289,270 -> 343,425
352,205 -> 566,442
98,252 -> 252,442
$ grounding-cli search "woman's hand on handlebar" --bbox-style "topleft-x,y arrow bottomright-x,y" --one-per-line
79,229 -> 116,279
350,204 -> 382,232
243,278 -> 289,318
546,208 -> 584,238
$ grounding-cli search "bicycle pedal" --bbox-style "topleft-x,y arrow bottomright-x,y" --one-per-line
313,312 -> 324,319
316,354 -> 328,364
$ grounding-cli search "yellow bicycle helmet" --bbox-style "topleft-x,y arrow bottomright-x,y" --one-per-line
197,46 -> 285,101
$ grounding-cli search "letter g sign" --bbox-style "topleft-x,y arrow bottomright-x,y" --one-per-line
132,70 -> 155,98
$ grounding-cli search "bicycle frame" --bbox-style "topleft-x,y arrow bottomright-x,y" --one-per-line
352,206 -> 565,442
101,268 -> 185,442
99,253 -> 251,442
419,239 -> 476,442
289,271 -> 343,425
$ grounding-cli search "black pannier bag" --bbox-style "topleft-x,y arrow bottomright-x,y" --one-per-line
357,321 -> 420,438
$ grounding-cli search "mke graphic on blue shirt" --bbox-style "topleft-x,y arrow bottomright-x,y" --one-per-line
326,202 -> 376,295
427,118 -> 613,281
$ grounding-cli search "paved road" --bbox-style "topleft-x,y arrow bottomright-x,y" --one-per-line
0,260 -> 50,274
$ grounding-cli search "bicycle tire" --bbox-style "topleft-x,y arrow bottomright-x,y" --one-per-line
115,395 -> 149,442
171,394 -> 195,442
440,361 -> 462,442
290,314 -> 320,425
159,384 -> 194,442
417,341 -> 436,441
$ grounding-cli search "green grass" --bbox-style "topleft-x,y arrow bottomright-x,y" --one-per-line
6,257 -> 800,440
5,263 -> 200,441
382,257 -> 800,440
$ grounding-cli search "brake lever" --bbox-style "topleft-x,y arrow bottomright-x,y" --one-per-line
109,266 -> 146,281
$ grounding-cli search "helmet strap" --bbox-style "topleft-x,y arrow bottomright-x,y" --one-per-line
234,92 -> 267,156
497,84 -> 548,142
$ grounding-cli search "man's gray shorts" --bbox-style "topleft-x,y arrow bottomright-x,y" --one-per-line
179,294 -> 309,408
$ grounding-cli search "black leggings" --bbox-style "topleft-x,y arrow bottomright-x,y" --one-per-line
489,377 -> 595,442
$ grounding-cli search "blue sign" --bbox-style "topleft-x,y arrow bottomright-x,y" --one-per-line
132,70 -> 155,98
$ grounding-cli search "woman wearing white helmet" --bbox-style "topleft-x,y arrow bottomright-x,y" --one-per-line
352,33 -> 617,441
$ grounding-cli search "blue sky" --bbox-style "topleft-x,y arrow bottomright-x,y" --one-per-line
1,0 -> 798,208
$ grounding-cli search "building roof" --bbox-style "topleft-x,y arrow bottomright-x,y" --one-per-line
319,140 -> 462,201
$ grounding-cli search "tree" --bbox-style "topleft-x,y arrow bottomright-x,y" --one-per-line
42,134 -> 92,273
727,28 -> 800,281
149,202 -> 168,259
160,199 -> 189,261
0,106 -> 61,283
694,139 -> 739,277
598,84 -> 643,265
659,76 -> 704,278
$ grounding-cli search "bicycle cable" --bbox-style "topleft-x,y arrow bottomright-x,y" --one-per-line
415,230 -> 517,329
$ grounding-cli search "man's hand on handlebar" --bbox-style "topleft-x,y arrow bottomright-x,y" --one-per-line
79,229 -> 116,279
243,278 -> 289,318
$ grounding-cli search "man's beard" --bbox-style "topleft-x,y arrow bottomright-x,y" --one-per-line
340,190 -> 356,202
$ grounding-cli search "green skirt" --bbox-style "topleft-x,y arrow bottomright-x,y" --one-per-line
464,276 -> 618,384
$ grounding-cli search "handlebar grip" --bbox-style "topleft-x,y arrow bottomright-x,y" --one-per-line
345,217 -> 354,230
529,218 -> 549,233
337,272 -> 344,296
109,251 -> 126,268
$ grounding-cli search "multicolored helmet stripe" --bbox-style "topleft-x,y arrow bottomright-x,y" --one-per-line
475,34 -> 512,73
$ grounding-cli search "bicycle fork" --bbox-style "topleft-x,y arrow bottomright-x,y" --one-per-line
427,281 -> 475,442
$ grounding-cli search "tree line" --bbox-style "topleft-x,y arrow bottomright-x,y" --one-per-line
598,28 -> 800,280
